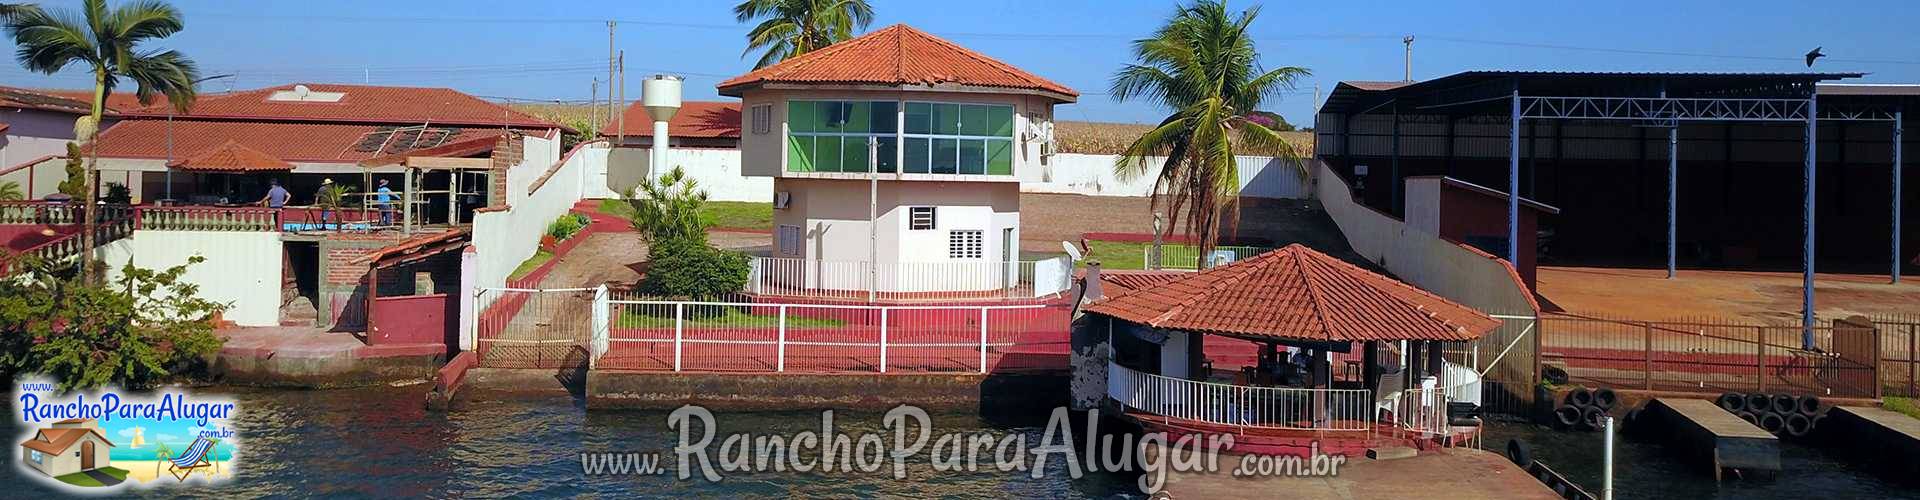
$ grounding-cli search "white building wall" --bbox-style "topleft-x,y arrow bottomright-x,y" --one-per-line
1160,331 -> 1189,379
470,133 -> 579,292
96,230 -> 285,327
592,146 -> 771,202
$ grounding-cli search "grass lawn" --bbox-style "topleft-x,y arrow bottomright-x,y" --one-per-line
1084,240 -> 1149,270
54,467 -> 127,486
598,199 -> 772,231
508,249 -> 555,281
616,307 -> 845,328
1887,397 -> 1920,420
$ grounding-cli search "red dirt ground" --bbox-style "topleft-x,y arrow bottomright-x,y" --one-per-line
1536,265 -> 1920,321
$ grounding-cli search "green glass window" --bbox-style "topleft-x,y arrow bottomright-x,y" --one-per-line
932,138 -> 958,174
960,105 -> 989,136
787,135 -> 815,172
870,101 -> 896,133
903,137 -> 930,174
932,103 -> 960,135
789,101 -> 816,133
842,136 -> 871,172
958,140 -> 985,175
815,135 -> 842,173
988,106 -> 1013,136
986,139 -> 1012,175
843,101 -> 870,133
876,136 -> 898,172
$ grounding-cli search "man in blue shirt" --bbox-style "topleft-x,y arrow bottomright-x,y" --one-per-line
260,179 -> 290,209
374,179 -> 395,227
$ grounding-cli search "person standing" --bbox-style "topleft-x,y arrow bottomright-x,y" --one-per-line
260,179 -> 290,209
375,179 -> 395,227
314,178 -> 335,227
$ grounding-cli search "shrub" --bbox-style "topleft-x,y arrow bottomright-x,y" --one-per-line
621,166 -> 711,245
639,238 -> 749,300
0,256 -> 227,391
547,211 -> 587,241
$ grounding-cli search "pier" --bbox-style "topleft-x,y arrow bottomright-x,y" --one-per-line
1819,406 -> 1920,479
1642,398 -> 1780,480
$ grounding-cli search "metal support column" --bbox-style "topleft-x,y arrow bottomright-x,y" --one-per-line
1391,102 -> 1401,214
1665,87 -> 1678,279
1802,95 -> 1818,348
1896,108 -> 1905,284
1509,89 -> 1522,266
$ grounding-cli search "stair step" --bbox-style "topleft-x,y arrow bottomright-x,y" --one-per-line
1365,446 -> 1419,461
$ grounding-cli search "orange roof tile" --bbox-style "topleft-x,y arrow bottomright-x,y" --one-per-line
1099,270 -> 1187,295
19,426 -> 114,455
718,25 -> 1076,101
115,83 -> 558,128
93,119 -> 513,163
0,85 -> 94,114
1086,244 -> 1501,343
167,140 -> 295,172
34,88 -> 168,113
605,100 -> 740,139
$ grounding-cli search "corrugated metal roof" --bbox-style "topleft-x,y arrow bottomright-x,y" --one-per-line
1818,83 -> 1920,96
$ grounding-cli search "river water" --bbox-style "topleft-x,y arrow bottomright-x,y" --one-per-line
4,385 -> 1139,498
9,385 -> 1918,498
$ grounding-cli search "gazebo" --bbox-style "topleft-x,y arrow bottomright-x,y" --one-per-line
163,139 -> 295,205
1088,244 -> 1502,439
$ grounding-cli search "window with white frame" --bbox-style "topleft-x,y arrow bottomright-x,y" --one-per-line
28,449 -> 42,464
751,104 -> 772,135
785,100 -> 897,173
949,230 -> 983,259
909,207 -> 936,230
776,224 -> 802,256
785,99 -> 1014,176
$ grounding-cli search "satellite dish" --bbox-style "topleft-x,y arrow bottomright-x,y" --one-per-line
1062,241 -> 1083,262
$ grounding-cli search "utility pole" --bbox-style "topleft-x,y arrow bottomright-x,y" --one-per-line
608,21 -> 617,127
589,79 -> 599,130
1403,35 -> 1415,82
618,51 -> 626,140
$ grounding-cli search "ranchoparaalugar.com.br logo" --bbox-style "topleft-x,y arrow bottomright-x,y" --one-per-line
577,404 -> 1345,493
14,378 -> 242,492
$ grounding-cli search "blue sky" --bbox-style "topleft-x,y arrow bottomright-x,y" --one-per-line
2,0 -> 1916,127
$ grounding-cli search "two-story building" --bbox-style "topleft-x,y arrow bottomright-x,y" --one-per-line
717,25 -> 1076,298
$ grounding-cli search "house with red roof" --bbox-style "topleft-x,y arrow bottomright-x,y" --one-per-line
718,24 -> 1077,297
0,85 -> 107,192
1084,244 -> 1501,455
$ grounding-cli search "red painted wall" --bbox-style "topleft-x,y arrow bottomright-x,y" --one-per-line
370,293 -> 452,346
1435,187 -> 1542,288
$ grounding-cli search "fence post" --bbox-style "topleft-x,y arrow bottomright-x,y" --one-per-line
1643,322 -> 1653,390
1910,324 -> 1916,398
777,304 -> 787,373
979,308 -> 990,374
879,308 -> 889,373
1756,326 -> 1767,393
590,285 -> 608,370
674,303 -> 684,372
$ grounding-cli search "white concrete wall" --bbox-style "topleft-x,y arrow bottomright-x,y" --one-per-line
1403,176 -> 1442,236
97,230 -> 285,327
1160,331 -> 1189,379
591,149 -> 1312,202
470,133 -> 579,292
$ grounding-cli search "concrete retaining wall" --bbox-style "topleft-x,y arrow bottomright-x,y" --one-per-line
96,229 -> 284,327
586,371 -> 1068,412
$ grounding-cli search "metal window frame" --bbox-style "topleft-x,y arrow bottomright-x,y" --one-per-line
751,104 -> 772,135
949,229 -> 984,259
909,206 -> 936,230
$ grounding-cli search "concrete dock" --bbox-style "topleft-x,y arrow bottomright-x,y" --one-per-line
1819,406 -> 1920,479
1161,448 -> 1559,499
1642,398 -> 1779,480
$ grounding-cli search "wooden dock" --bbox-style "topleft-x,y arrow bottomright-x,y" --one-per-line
1642,398 -> 1779,480
1820,406 -> 1920,479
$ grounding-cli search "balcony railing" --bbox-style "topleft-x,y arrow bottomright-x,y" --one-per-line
746,256 -> 1073,301
1106,361 -> 1375,432
1144,245 -> 1273,270
136,206 -> 282,232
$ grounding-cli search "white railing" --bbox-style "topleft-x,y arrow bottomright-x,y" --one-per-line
1106,361 -> 1374,432
594,296 -> 1065,373
747,256 -> 1072,301
1142,245 -> 1273,270
1387,387 -> 1452,436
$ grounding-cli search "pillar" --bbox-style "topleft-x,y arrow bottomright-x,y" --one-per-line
1802,95 -> 1818,348
1509,89 -> 1522,266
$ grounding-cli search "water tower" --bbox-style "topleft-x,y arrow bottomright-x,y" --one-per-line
641,75 -> 683,179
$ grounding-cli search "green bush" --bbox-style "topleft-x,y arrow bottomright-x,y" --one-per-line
546,211 -> 587,241
0,256 -> 227,391
639,238 -> 750,300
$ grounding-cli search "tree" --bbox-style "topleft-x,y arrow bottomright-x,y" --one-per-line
621,166 -> 712,245
55,142 -> 83,198
0,180 -> 21,201
0,256 -> 226,391
1109,0 -> 1308,268
733,0 -> 874,69
8,0 -> 199,281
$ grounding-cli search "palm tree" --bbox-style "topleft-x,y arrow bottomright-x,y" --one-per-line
621,166 -> 711,245
733,0 -> 874,69
1109,0 -> 1308,268
8,0 -> 199,280
0,180 -> 22,201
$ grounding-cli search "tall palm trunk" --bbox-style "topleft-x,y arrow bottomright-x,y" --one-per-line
80,69 -> 106,282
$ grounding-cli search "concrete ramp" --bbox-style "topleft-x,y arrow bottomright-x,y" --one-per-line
1821,406 -> 1920,479
1642,398 -> 1779,480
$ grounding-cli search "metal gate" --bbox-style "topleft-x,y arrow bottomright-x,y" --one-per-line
474,287 -> 596,369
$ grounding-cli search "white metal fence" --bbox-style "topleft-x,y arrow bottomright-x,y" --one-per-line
1142,245 -> 1273,270
1106,361 -> 1374,432
590,291 -> 1068,373
747,256 -> 1072,301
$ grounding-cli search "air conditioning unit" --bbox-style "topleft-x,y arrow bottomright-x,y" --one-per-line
774,191 -> 791,209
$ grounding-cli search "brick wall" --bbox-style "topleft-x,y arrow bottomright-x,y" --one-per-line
489,132 -> 525,209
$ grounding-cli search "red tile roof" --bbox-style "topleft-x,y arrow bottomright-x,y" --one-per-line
718,24 -> 1076,101
117,83 -> 558,128
1086,244 -> 1502,343
93,119 -> 513,163
1099,270 -> 1187,295
167,140 -> 295,172
0,85 -> 94,114
34,88 -> 168,113
605,100 -> 741,139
